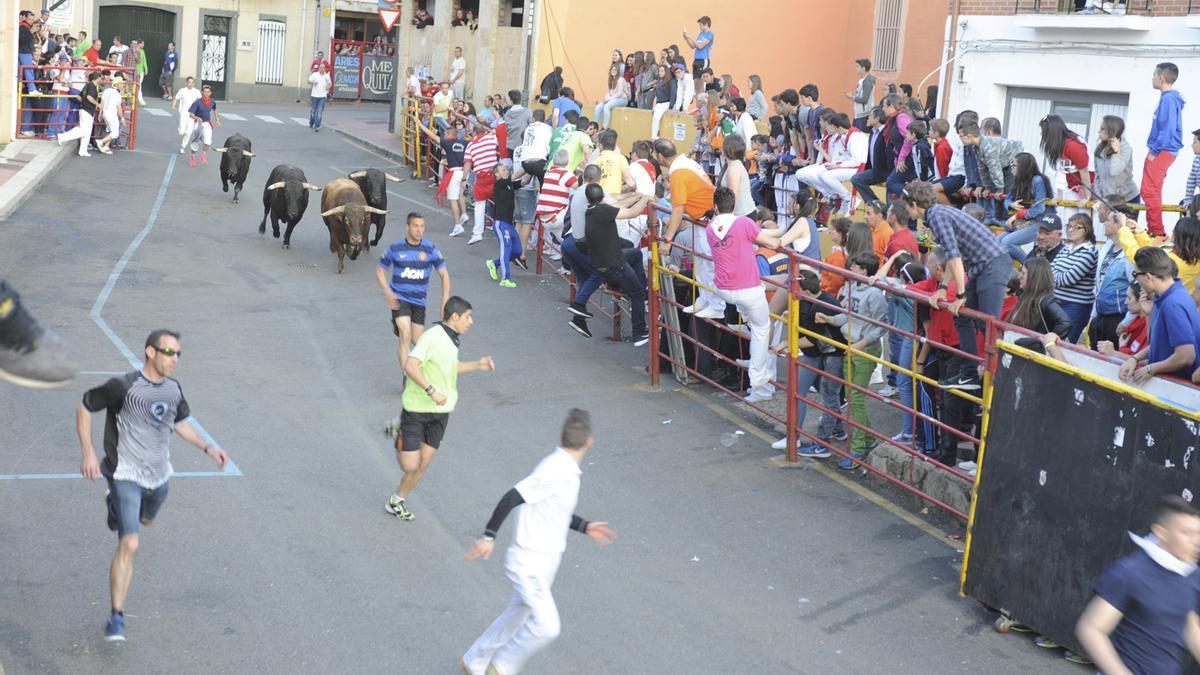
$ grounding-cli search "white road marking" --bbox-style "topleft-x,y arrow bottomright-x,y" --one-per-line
256,115 -> 283,124
141,107 -> 171,117
222,113 -> 246,121
291,117 -> 309,126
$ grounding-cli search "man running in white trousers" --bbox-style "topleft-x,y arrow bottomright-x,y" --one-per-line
172,76 -> 201,154
461,408 -> 616,675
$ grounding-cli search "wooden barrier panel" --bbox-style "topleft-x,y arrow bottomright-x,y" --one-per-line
605,107 -> 698,150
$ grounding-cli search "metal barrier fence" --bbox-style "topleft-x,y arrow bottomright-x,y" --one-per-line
17,65 -> 140,150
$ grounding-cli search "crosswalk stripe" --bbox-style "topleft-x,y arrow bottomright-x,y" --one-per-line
141,107 -> 171,117
291,117 -> 309,126
256,115 -> 283,124
222,113 -> 246,121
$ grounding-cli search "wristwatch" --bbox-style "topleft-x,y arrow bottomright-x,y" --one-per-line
424,384 -> 435,395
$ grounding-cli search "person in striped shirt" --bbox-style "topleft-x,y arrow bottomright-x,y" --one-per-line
535,150 -> 577,245
1051,213 -> 1099,343
463,130 -> 500,245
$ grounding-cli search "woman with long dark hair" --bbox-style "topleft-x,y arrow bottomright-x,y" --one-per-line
637,51 -> 657,110
623,53 -> 638,95
1093,115 -> 1140,205
649,63 -> 675,140
1000,152 -> 1058,262
1039,113 -> 1093,199
1009,257 -> 1073,339
609,49 -> 624,77
593,63 -> 629,128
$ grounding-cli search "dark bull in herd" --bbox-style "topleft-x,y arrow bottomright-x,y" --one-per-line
346,168 -> 403,247
214,133 -> 255,203
259,164 -> 321,249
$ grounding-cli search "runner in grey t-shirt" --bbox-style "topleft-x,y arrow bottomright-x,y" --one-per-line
77,329 -> 230,643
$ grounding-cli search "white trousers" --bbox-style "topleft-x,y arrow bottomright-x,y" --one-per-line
651,102 -> 670,139
713,285 -> 775,393
474,200 -> 487,237
815,167 -> 857,204
691,230 -> 726,315
56,110 -> 94,156
178,111 -> 193,139
464,548 -> 562,675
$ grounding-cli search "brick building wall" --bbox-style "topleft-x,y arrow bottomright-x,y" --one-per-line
952,0 -> 1193,15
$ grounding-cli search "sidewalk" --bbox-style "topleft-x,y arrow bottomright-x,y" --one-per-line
326,109 -> 404,164
0,139 -> 71,221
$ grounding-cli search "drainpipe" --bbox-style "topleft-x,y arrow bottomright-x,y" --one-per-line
940,0 -> 961,119
521,0 -> 536,102
298,0 -> 307,103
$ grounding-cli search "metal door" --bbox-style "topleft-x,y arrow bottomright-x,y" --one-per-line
98,5 -> 175,97
201,15 -> 231,100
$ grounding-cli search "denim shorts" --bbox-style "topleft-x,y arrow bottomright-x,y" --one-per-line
513,189 -> 537,224
107,477 -> 169,537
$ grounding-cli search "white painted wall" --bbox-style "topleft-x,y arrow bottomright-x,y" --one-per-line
948,15 -> 1200,232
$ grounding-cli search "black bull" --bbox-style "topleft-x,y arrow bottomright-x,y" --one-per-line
347,168 -> 403,246
260,164 -> 321,249
215,133 -> 254,203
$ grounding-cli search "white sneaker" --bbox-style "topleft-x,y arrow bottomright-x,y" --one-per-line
681,304 -> 698,314
735,358 -> 750,369
467,234 -> 483,245
890,431 -> 913,443
956,460 -> 978,477
78,152 -> 91,157
743,388 -> 774,403
771,437 -> 788,450
448,224 -> 465,237
695,307 -> 724,319
98,147 -> 113,155
869,364 -> 885,386
179,147 -> 186,154
548,251 -> 562,261
877,385 -> 898,398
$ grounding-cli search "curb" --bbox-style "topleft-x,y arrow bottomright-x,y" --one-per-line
0,140 -> 73,222
866,441 -> 973,515
328,125 -> 405,165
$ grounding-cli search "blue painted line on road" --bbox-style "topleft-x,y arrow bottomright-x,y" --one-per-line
75,153 -> 241,480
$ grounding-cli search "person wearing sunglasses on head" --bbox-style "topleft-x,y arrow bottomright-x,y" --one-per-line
76,329 -> 231,643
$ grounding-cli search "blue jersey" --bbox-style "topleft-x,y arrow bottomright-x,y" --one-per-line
188,97 -> 216,123
379,238 -> 445,306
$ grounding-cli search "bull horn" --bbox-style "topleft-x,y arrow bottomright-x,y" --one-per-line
243,151 -> 255,157
385,173 -> 402,182
320,205 -> 347,217
348,171 -> 368,179
364,206 -> 389,215
303,183 -> 322,191
266,181 -> 285,190
213,147 -> 227,153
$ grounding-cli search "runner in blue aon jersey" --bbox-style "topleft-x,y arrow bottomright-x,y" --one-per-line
376,212 -> 452,370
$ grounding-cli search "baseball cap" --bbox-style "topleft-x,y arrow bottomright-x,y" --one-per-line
671,63 -> 686,73
1035,213 -> 1062,231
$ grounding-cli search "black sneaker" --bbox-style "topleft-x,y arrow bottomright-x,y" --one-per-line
568,317 -> 592,339
513,257 -> 529,271
567,303 -> 594,319
0,282 -> 77,388
632,332 -> 650,347
106,491 -> 118,532
939,374 -> 981,391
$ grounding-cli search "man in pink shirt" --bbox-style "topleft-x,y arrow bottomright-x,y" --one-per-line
707,187 -> 810,402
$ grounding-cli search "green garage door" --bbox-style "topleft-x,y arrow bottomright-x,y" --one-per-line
98,5 -> 175,98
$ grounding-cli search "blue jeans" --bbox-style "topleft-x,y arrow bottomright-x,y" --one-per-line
561,234 -> 603,306
1059,299 -> 1091,344
885,166 -> 916,205
885,304 -> 903,387
491,220 -> 522,280
18,53 -> 36,93
797,353 -> 846,439
593,97 -> 628,127
106,477 -> 169,537
896,338 -> 915,437
999,222 -> 1037,263
850,166 -> 890,209
310,96 -> 327,128
954,253 -> 1011,380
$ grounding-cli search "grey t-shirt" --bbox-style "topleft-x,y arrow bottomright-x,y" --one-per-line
568,184 -> 592,240
83,371 -> 190,489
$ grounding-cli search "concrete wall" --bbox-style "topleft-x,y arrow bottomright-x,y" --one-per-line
530,0 -> 947,112
946,14 -> 1200,230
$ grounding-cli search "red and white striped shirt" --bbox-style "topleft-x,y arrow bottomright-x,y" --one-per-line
536,166 -> 577,220
464,134 -> 499,174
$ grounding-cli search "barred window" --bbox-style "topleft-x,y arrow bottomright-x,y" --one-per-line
873,0 -> 904,72
256,20 -> 285,85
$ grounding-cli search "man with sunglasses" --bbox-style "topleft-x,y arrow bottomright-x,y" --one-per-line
76,329 -> 230,643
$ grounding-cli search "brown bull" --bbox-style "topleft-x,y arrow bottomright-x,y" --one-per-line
320,177 -> 387,273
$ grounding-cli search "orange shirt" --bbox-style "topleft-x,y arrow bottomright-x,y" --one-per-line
871,220 -> 891,257
669,160 -> 716,221
820,247 -> 848,296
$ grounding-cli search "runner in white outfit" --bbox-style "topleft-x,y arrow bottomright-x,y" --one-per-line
795,112 -> 868,215
461,409 -> 615,675
172,77 -> 201,154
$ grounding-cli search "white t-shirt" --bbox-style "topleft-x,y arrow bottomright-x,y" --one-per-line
450,57 -> 467,83
514,121 -> 552,163
512,448 -> 582,555
407,73 -> 421,96
108,44 -> 129,60
629,159 -> 655,197
309,72 -> 331,98
175,87 -> 202,116
100,87 -> 121,118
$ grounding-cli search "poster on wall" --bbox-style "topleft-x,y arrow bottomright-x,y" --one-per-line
332,53 -> 360,98
360,54 -> 394,101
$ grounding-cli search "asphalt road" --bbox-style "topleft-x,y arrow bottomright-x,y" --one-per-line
0,101 -> 1081,674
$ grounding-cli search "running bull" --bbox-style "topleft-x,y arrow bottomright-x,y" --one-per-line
260,164 -> 321,249
214,133 -> 255,203
347,168 -> 403,247
320,177 -> 387,273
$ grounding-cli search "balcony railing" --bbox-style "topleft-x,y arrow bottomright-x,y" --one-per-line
1014,0 -> 1151,14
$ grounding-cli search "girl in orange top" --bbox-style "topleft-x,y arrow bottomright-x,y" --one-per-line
821,217 -> 851,296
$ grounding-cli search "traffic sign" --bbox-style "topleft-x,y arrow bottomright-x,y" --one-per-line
378,8 -> 400,32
